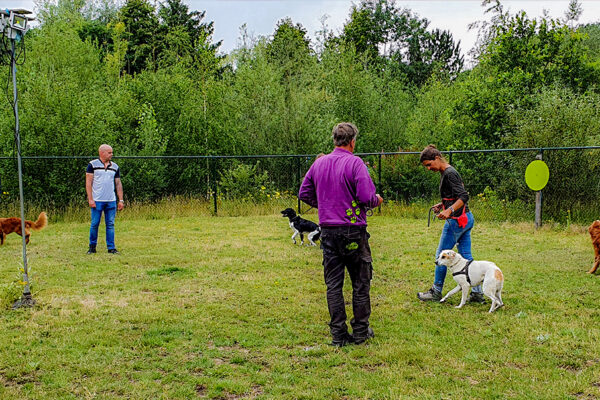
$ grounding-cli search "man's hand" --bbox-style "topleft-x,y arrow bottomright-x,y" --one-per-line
376,194 -> 383,207
117,201 -> 124,211
88,199 -> 96,208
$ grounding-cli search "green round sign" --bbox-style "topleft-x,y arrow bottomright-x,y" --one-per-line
525,160 -> 549,191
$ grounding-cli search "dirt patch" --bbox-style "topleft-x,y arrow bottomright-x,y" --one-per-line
195,384 -> 207,396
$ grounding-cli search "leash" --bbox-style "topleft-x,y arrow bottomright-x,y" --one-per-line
300,205 -> 315,215
427,206 -> 438,227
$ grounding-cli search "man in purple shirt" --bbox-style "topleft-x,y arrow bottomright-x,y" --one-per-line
299,122 -> 383,347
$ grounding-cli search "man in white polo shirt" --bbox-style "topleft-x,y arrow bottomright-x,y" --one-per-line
85,144 -> 124,254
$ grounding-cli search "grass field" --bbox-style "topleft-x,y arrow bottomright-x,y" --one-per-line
0,208 -> 599,399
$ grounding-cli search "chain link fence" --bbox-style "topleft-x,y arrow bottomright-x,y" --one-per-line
0,147 -> 598,223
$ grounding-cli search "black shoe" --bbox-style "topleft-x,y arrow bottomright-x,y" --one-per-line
87,246 -> 96,254
107,249 -> 120,254
353,327 -> 374,345
468,292 -> 486,303
417,287 -> 442,302
330,332 -> 354,347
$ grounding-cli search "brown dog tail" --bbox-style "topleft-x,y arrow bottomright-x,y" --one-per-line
28,212 -> 48,231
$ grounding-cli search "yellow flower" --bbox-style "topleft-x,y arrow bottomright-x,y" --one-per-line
261,186 -> 266,190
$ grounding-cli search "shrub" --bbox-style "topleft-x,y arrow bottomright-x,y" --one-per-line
219,162 -> 276,202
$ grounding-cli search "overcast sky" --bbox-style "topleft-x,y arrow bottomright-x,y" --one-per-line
9,0 -> 600,61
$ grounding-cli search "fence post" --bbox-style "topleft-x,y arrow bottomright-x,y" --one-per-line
211,157 -> 218,216
378,153 -> 382,213
535,152 -> 543,229
297,157 -> 301,213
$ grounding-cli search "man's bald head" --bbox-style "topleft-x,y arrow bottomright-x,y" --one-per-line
98,144 -> 114,163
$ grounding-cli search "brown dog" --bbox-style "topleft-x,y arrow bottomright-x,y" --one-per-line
588,220 -> 600,274
0,212 -> 47,245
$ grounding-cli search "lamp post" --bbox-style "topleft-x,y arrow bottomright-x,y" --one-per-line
1,9 -> 35,308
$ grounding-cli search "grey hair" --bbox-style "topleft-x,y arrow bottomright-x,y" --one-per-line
332,122 -> 358,147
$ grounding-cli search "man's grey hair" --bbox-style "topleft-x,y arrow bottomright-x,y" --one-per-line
332,122 -> 358,147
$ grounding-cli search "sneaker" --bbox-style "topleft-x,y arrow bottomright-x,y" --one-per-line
107,249 -> 120,254
417,287 -> 442,302
468,292 -> 486,304
87,246 -> 96,254
330,332 -> 354,347
353,327 -> 375,345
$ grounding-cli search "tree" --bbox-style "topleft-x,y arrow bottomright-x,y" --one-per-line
458,3 -> 599,147
119,0 -> 159,75
564,0 -> 583,28
339,0 -> 463,85
157,0 -> 223,74
266,18 -> 312,75
402,28 -> 463,86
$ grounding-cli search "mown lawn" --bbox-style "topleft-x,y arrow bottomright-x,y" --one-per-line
0,212 -> 598,399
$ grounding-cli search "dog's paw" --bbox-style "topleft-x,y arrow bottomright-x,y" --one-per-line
439,298 -> 446,303
455,305 -> 464,309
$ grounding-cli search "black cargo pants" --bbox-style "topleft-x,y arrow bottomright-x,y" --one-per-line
320,226 -> 373,340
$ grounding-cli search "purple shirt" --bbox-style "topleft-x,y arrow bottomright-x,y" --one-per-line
298,148 -> 379,227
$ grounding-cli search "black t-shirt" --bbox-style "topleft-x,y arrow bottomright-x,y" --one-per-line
440,166 -> 469,217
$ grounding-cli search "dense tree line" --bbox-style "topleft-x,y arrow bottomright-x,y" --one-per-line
1,0 -> 599,219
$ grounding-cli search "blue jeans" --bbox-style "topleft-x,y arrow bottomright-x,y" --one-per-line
89,201 -> 117,250
433,211 -> 482,294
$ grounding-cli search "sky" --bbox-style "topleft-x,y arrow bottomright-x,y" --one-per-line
8,0 -> 600,62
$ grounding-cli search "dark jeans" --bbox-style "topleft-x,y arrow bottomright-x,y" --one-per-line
321,226 -> 373,340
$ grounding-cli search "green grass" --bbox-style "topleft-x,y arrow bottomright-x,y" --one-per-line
0,208 -> 599,399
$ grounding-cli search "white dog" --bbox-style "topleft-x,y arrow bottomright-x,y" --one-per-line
436,250 -> 505,313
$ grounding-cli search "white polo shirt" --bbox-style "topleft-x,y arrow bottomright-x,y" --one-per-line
86,159 -> 120,202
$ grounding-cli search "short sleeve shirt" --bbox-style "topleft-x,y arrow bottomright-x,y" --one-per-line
86,159 -> 120,202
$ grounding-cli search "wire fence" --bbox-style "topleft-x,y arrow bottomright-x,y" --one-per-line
0,146 -> 599,223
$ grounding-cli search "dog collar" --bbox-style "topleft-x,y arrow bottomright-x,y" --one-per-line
452,259 -> 474,285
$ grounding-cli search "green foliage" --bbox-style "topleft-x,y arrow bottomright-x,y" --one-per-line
0,280 -> 21,309
340,0 -> 464,85
2,0 -> 600,218
461,6 -> 600,147
219,162 -> 275,202
471,186 -> 530,222
266,18 -> 312,74
503,87 -> 600,217
119,103 -> 169,200
119,0 -> 159,74
378,153 -> 438,201
579,22 -> 600,60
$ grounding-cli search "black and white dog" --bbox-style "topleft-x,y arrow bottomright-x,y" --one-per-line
281,208 -> 321,246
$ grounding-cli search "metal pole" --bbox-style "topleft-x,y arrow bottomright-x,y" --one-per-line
11,39 -> 34,308
378,153 -> 382,213
534,152 -> 543,229
211,158 -> 218,216
297,157 -> 301,214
